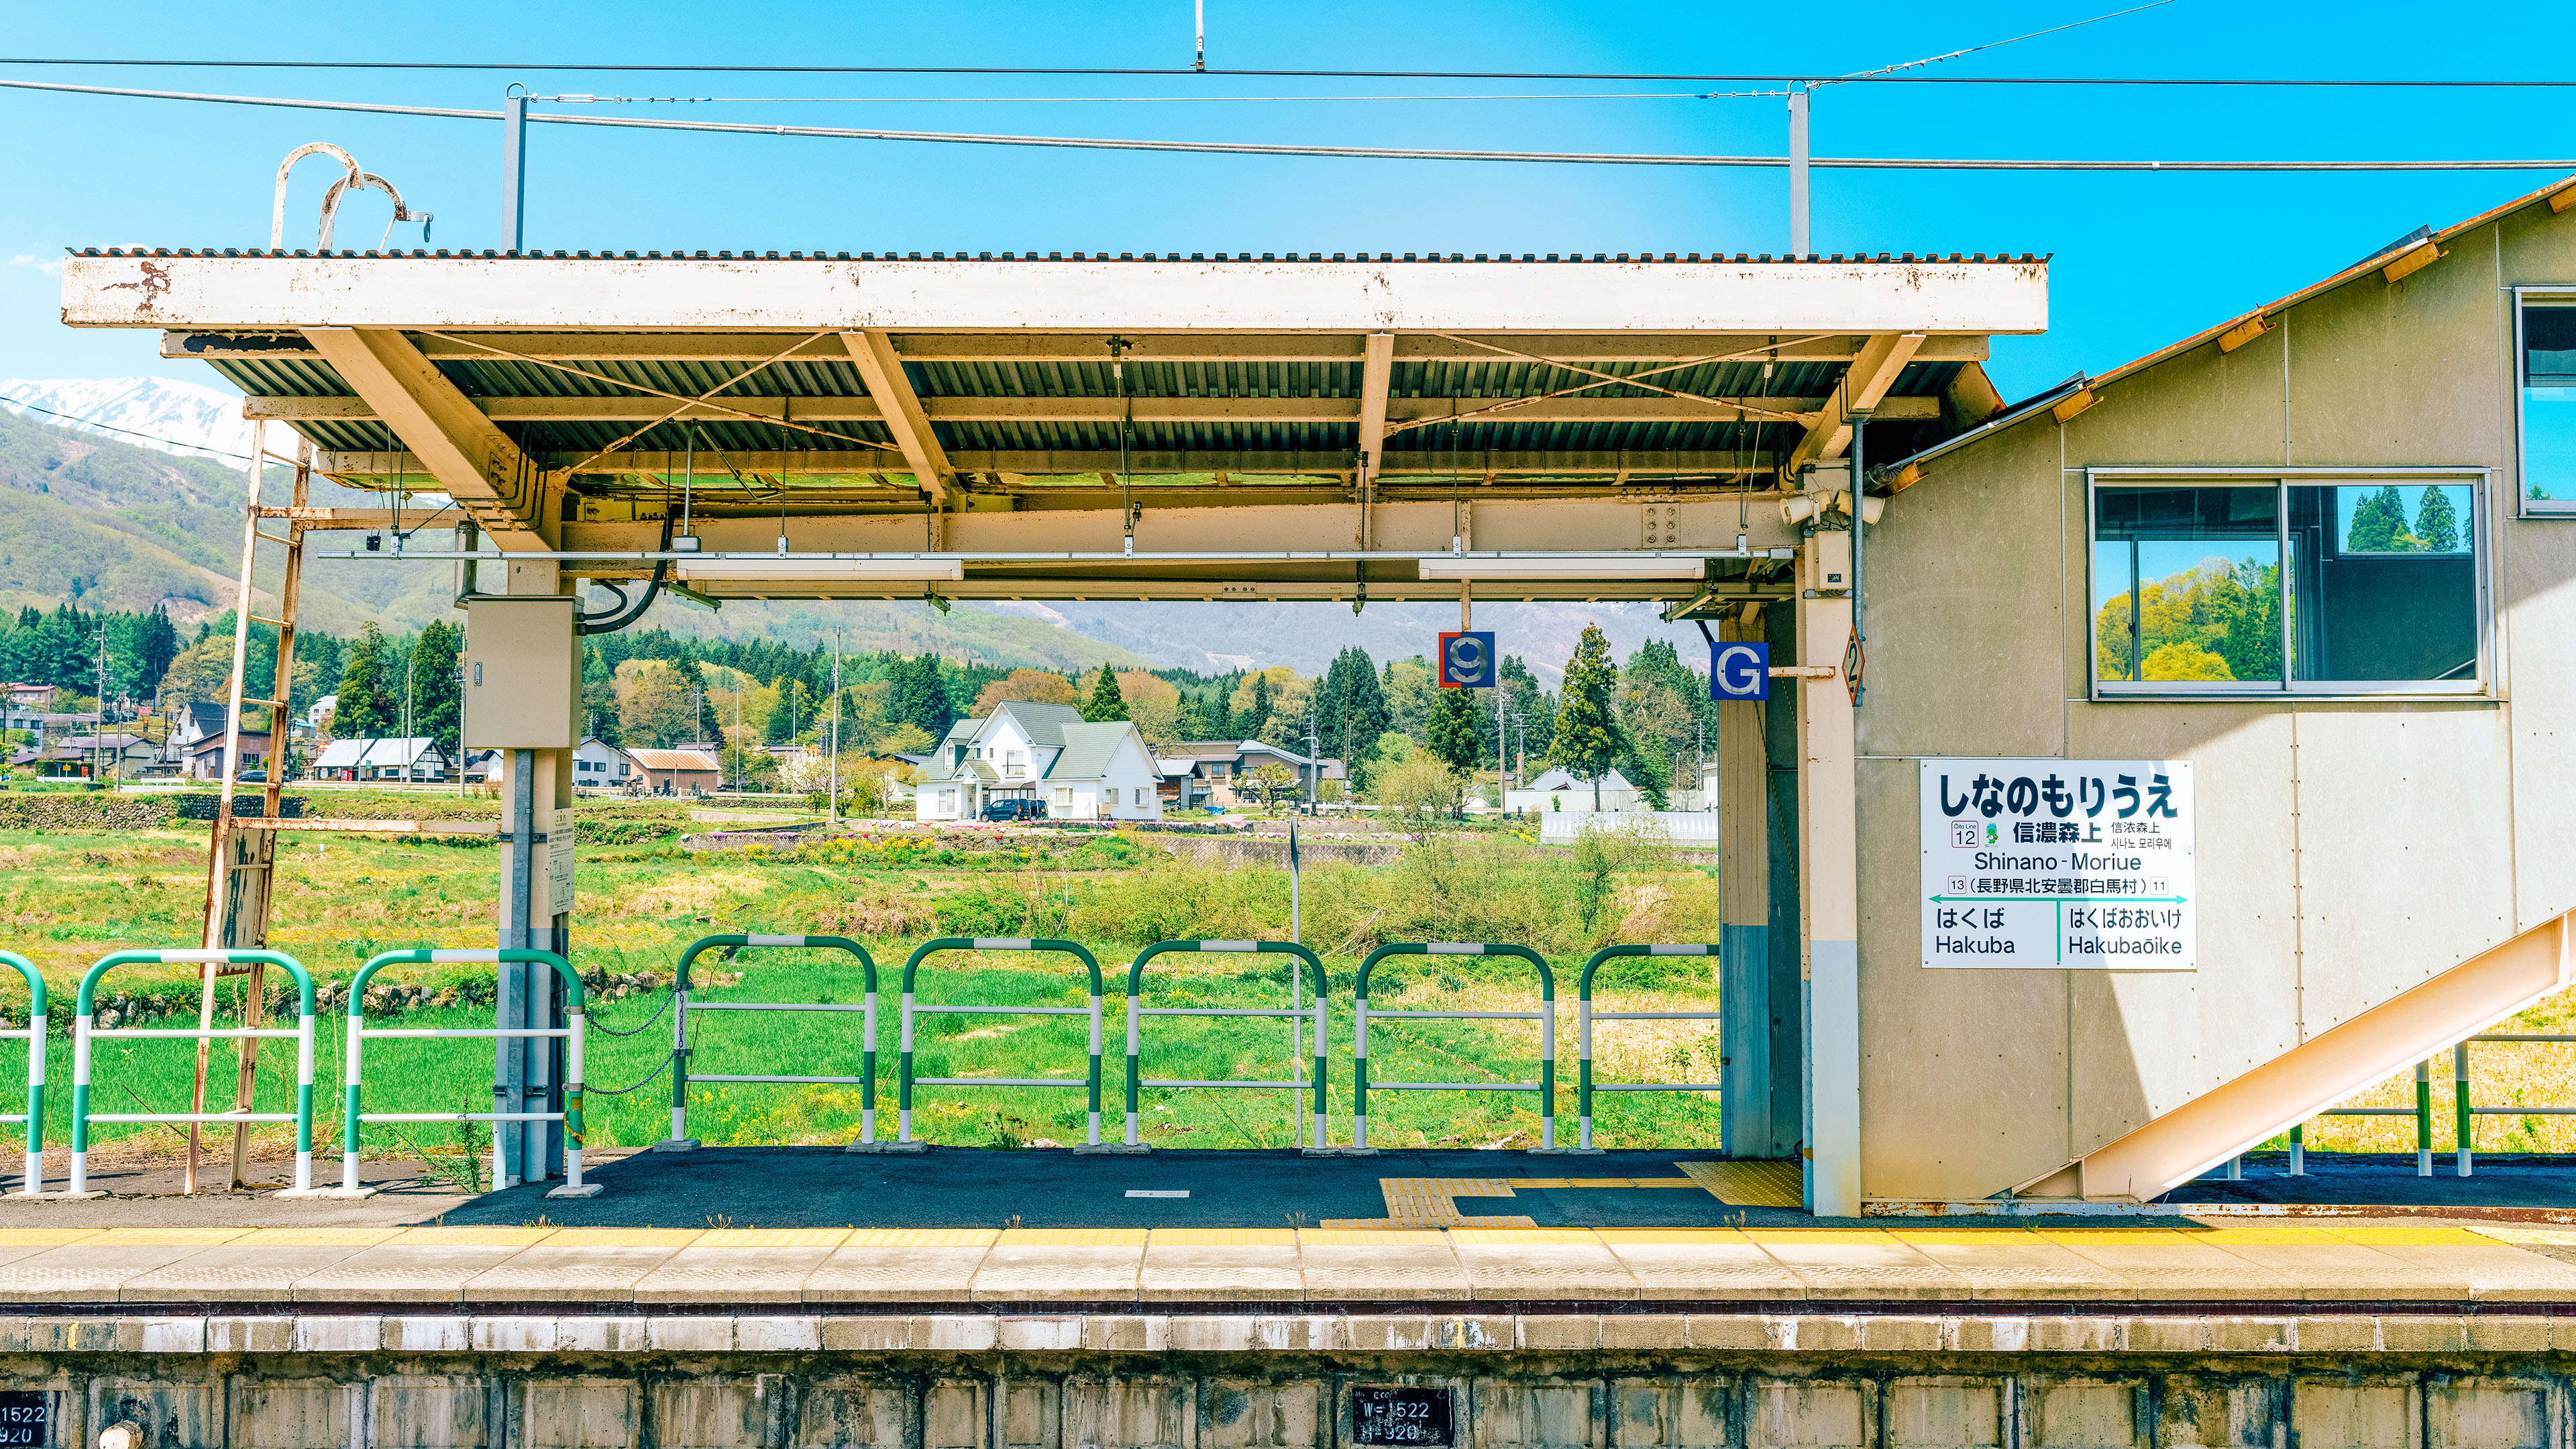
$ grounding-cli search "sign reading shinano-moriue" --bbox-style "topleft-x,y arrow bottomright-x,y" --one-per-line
1919,759 -> 2194,971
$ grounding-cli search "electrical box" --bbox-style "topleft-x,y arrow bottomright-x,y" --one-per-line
462,596 -> 579,749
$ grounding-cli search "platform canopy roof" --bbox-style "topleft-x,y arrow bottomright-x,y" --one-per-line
64,247 -> 2045,607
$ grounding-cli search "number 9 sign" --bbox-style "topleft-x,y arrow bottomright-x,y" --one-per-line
1437,631 -> 1495,688
1711,641 -> 1770,701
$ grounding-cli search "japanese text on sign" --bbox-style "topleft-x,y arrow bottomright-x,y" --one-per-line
1918,759 -> 2194,971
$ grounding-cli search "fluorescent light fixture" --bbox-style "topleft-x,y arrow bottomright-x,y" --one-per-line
675,557 -> 965,582
1417,555 -> 1706,582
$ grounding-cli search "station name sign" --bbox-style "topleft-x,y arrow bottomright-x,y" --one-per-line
1917,758 -> 2194,971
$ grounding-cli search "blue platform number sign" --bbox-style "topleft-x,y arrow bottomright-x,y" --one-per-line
0,1392 -> 47,1446
1437,631 -> 1496,689
1711,640 -> 1771,702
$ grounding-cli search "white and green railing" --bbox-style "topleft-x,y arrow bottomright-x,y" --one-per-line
656,934 -> 884,1152
1123,938 -> 1328,1150
341,949 -> 600,1199
1574,943 -> 1724,1152
1351,942 -> 1558,1152
71,948 -> 315,1197
0,953 -> 41,1195
898,937 -> 1106,1148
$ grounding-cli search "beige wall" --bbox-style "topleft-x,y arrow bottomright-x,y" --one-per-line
1854,195 -> 2576,1201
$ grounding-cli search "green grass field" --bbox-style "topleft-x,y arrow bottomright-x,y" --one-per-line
7,799 -> 2557,1175
0,812 -> 1731,1170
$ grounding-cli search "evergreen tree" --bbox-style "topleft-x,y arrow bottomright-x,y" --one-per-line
411,621 -> 465,755
1552,623 -> 1624,810
2414,485 -> 2461,552
891,653 -> 956,739
333,623 -> 397,739
1083,663 -> 1130,722
1330,651 -> 1391,765
1247,669 -> 1271,737
1424,682 -> 1485,775
2346,484 -> 2412,552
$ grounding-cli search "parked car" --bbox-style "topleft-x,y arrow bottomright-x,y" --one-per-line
978,798 -> 1048,822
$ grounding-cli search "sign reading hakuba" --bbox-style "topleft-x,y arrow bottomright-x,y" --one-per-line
1919,759 -> 2194,971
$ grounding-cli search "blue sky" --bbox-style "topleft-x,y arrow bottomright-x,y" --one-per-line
3,0 -> 2569,399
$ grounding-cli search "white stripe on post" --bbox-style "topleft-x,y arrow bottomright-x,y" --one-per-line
972,938 -> 1033,951
1427,943 -> 1486,955
748,934 -> 803,947
1649,944 -> 1715,956
1201,941 -> 1255,953
429,949 -> 498,962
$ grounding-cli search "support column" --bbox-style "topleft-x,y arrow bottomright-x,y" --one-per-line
1718,607 -> 1773,1158
466,559 -> 579,1187
1798,507 -> 1862,1218
1762,600 -> 1805,1161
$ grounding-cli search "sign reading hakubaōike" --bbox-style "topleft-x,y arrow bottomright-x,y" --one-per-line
1918,759 -> 2195,971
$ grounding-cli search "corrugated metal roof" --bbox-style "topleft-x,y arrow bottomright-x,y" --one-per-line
81,247 -> 2047,264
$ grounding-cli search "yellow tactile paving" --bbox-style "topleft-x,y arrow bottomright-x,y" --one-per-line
388,1227 -> 557,1246
235,1228 -> 405,1247
1505,1179 -> 1572,1189
1743,1229 -> 1898,1244
843,1228 -> 997,1248
1450,1228 -> 1597,1244
1678,1159 -> 1805,1208
1298,1229 -> 1448,1246
2322,1226 -> 2492,1246
1892,1229 -> 2068,1244
1150,1228 -> 1297,1246
694,1228 -> 852,1248
2184,1228 -> 2346,1245
995,1228 -> 1147,1246
1322,1216 -> 1538,1229
1595,1228 -> 1752,1244
542,1228 -> 706,1247
0,1230 -> 99,1247
2469,1225 -> 2576,1245
89,1228 -> 254,1246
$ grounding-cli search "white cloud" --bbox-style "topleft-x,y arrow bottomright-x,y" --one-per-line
6,256 -> 63,276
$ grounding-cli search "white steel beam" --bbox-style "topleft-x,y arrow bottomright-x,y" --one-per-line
248,394 -> 1943,425
71,256 -> 2049,335
842,329 -> 956,509
1790,332 -> 1925,473
170,329 -> 1994,364
1354,334 -> 1395,549
300,327 -> 557,549
316,447 -> 1786,479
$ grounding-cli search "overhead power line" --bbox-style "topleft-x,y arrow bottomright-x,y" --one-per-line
7,78 -> 2574,173
3,57 -> 2575,87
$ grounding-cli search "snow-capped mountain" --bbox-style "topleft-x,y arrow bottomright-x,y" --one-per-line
0,376 -> 252,461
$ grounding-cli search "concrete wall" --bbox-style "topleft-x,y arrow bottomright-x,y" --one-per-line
9,1311 -> 2574,1448
1856,195 -> 2576,1201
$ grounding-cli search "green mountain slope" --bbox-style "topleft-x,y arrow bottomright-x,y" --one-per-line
0,404 -> 1148,668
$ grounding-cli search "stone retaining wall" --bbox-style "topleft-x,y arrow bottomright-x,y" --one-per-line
6,1310 -> 2571,1448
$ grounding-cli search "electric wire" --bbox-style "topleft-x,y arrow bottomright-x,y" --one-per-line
7,78 -> 2574,171
0,396 -> 253,459
5,57 -> 2575,87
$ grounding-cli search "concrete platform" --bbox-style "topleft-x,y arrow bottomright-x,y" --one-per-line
0,1218 -> 2565,1309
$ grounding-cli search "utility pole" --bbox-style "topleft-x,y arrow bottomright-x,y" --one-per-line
94,625 -> 109,784
402,646 -> 417,787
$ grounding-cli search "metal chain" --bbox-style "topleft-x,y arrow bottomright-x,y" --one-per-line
584,986 -> 677,1038
584,1052 -> 675,1096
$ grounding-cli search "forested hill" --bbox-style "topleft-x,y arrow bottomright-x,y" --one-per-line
0,398 -> 1150,668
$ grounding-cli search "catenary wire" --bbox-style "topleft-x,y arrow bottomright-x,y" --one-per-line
5,58 -> 2575,86
7,79 -> 2575,171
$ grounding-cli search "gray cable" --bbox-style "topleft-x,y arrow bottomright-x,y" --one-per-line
5,78 -> 2574,172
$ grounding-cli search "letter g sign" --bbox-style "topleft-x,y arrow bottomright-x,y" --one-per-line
1711,641 -> 1770,702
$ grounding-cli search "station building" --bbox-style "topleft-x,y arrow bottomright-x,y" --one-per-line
1849,175 -> 2576,1202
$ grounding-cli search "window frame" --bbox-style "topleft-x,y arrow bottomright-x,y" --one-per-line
2084,466 -> 2493,702
2515,287 -> 2576,518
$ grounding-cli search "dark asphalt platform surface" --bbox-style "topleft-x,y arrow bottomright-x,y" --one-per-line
436,1146 -> 1752,1230
2169,1150 -> 2576,1208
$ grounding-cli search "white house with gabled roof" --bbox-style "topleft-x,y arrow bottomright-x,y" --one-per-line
912,701 -> 1163,822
